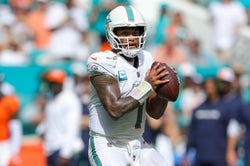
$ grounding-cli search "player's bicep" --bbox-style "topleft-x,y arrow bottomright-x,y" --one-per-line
90,74 -> 121,111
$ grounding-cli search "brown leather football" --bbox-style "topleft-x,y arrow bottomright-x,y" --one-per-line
151,61 -> 180,101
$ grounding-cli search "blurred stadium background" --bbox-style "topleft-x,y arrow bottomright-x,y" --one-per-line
0,0 -> 250,165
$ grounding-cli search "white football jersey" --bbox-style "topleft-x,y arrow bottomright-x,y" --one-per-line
87,50 -> 153,140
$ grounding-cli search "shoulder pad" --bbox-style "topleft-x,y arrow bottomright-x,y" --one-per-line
87,51 -> 117,76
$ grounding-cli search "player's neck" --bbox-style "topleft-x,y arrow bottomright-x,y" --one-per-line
122,55 -> 138,67
127,59 -> 135,65
112,49 -> 139,68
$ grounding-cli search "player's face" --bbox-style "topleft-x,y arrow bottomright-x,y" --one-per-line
203,78 -> 218,97
48,82 -> 63,95
115,27 -> 140,49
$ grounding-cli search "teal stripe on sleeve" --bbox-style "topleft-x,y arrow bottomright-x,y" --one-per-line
125,6 -> 134,21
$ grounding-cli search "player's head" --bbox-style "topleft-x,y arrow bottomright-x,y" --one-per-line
105,5 -> 147,58
46,69 -> 66,84
217,66 -> 235,96
45,69 -> 66,95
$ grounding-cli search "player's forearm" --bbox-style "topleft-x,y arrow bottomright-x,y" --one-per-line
104,96 -> 139,120
226,136 -> 238,165
146,94 -> 168,119
227,135 -> 238,153
110,81 -> 154,119
91,74 -> 141,120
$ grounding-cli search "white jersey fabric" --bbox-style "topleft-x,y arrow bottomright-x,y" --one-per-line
87,50 -> 153,140
39,89 -> 83,158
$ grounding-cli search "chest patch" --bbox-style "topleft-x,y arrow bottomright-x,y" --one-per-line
118,70 -> 127,82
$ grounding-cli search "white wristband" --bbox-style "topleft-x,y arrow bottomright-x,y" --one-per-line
129,81 -> 154,105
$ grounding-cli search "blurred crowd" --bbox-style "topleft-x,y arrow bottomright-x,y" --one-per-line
0,0 -> 250,166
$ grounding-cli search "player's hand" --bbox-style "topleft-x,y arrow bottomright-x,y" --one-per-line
145,62 -> 169,90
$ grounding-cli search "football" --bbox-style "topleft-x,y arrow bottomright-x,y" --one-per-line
151,61 -> 180,101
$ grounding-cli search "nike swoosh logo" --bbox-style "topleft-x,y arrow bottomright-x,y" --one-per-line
91,57 -> 97,60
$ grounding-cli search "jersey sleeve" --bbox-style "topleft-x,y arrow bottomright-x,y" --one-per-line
87,51 -> 117,77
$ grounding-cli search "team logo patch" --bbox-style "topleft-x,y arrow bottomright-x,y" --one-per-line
88,64 -> 98,72
105,17 -> 112,24
118,70 -> 127,81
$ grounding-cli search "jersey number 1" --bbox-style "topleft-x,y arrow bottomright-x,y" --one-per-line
135,104 -> 143,129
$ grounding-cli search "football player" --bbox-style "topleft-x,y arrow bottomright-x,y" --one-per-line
87,5 -> 171,166
0,79 -> 22,166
